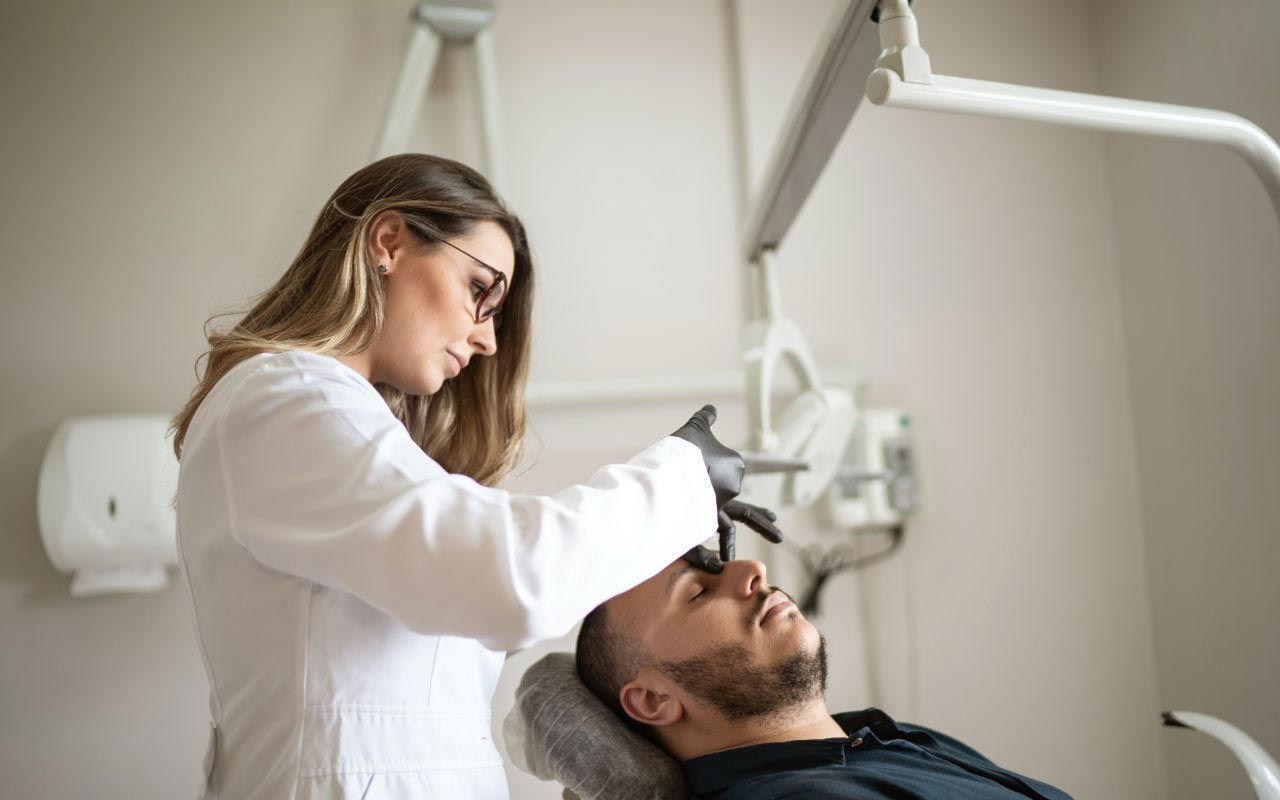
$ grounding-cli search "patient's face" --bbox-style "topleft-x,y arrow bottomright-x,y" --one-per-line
612,559 -> 825,722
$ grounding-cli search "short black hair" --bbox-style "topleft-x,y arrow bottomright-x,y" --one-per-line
575,602 -> 652,738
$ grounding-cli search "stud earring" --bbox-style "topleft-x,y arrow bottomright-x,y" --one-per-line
377,264 -> 388,274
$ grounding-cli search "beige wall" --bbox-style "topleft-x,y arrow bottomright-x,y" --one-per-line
1093,1 -> 1280,798
0,1 -> 1200,798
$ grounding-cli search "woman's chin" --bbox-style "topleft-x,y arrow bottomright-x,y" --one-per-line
390,370 -> 444,397
421,371 -> 446,396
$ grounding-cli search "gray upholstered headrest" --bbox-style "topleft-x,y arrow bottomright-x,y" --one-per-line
502,652 -> 690,800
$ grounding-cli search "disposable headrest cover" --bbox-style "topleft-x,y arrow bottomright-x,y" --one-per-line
503,652 -> 690,800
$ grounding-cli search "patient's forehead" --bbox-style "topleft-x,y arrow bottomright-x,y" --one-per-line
607,558 -> 703,632
608,560 -> 684,618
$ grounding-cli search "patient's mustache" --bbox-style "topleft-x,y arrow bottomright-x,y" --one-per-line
750,588 -> 792,628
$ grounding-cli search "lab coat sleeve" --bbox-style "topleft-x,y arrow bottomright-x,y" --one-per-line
215,357 -> 719,651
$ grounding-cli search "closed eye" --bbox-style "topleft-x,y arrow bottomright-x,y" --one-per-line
689,587 -> 706,603
469,280 -> 487,300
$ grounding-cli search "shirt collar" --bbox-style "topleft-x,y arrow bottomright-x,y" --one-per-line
682,708 -> 905,798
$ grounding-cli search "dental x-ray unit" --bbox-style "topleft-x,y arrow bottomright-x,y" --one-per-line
734,1 -> 1279,794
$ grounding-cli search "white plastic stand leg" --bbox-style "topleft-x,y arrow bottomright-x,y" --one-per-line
374,22 -> 443,161
373,2 -> 504,187
472,28 -> 505,188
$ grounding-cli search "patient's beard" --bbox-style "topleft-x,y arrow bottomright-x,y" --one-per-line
655,635 -> 828,723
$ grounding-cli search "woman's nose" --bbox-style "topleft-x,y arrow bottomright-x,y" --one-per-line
468,318 -> 497,357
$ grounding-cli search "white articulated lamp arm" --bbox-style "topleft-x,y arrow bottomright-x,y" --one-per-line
865,70 -> 1280,218
741,0 -> 883,261
866,0 -> 1280,222
374,1 -> 504,188
374,16 -> 443,161
731,1 -> 885,515
737,250 -> 860,515
742,251 -> 824,454
470,27 -> 505,189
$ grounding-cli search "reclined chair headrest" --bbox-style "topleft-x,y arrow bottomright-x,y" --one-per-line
503,651 -> 691,800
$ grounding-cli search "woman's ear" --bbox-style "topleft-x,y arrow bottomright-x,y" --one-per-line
619,676 -> 684,728
368,211 -> 406,269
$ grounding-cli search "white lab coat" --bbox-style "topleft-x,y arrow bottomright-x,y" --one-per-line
175,351 -> 717,799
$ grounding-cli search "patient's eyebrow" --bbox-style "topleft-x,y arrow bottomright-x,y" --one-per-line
665,563 -> 696,599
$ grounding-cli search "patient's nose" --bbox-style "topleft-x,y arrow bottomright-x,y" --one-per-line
726,559 -> 767,598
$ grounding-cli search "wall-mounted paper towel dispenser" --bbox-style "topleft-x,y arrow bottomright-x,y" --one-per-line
37,414 -> 179,597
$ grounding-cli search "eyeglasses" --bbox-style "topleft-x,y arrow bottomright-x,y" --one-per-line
439,239 -> 508,325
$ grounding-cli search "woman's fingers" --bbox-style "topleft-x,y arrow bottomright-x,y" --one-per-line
723,500 -> 784,543
717,510 -> 736,561
682,544 -> 724,574
684,497 -> 781,573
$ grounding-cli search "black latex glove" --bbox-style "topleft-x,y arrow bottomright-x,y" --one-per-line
717,499 -> 783,561
672,405 -> 784,572
681,501 -> 783,572
669,405 -> 744,509
681,544 -> 724,574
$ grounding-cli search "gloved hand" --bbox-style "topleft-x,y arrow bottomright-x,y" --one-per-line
672,405 -> 784,573
716,499 -> 783,560
681,500 -> 785,572
670,405 -> 744,509
681,544 -> 724,574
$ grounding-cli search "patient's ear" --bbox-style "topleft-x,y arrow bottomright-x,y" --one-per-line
619,676 -> 684,728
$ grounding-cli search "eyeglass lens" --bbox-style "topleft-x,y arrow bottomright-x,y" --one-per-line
478,278 -> 506,322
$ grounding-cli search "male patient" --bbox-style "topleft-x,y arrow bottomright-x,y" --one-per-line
575,558 -> 1073,799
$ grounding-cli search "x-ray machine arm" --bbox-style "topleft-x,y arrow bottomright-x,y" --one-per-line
865,0 -> 1280,216
736,0 -> 1280,521
744,0 -> 1280,265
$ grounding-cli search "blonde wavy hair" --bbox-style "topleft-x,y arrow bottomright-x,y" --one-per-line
169,153 -> 534,487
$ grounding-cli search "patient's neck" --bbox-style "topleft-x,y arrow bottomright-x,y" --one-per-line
667,698 -> 846,762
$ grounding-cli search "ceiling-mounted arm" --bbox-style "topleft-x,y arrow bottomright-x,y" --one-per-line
734,0 -> 883,457
740,0 -> 1280,252
866,0 -> 1280,221
740,0 -> 884,261
732,1 -> 885,511
866,69 -> 1280,218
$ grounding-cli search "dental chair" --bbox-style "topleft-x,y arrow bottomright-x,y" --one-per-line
503,652 -> 690,800
504,652 -> 1280,800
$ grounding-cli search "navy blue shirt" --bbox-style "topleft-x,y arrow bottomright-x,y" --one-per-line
682,708 -> 1074,799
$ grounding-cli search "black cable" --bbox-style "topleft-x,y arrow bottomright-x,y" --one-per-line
792,525 -> 905,615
